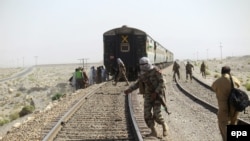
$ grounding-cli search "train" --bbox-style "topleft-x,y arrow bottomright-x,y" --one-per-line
103,25 -> 174,81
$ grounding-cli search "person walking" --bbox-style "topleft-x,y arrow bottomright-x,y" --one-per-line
211,66 -> 241,141
172,61 -> 180,80
200,61 -> 206,78
124,57 -> 169,138
185,61 -> 194,82
88,66 -> 96,85
113,58 -> 129,86
101,66 -> 107,82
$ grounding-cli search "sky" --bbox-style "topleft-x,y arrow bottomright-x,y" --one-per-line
0,0 -> 250,67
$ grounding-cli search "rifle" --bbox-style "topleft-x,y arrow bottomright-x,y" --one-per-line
140,68 -> 171,115
157,94 -> 171,115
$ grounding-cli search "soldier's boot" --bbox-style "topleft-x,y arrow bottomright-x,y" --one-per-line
162,122 -> 169,137
146,126 -> 158,137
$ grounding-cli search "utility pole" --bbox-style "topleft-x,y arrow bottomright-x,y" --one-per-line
34,56 -> 38,67
78,58 -> 89,70
23,57 -> 24,68
219,42 -> 223,62
34,56 -> 38,82
196,51 -> 199,61
206,48 -> 209,61
17,58 -> 19,68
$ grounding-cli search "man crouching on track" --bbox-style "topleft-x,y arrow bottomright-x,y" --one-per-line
124,57 -> 169,138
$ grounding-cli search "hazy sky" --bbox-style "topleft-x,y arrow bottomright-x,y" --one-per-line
1,0 -> 250,67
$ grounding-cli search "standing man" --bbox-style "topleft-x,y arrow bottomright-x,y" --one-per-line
124,57 -> 169,138
200,61 -> 206,78
101,66 -> 107,82
211,66 -> 241,141
75,68 -> 84,90
172,61 -> 180,80
88,66 -> 96,85
96,66 -> 102,84
113,58 -> 129,86
80,67 -> 89,88
185,61 -> 194,82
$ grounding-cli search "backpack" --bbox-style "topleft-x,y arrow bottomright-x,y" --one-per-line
228,74 -> 250,113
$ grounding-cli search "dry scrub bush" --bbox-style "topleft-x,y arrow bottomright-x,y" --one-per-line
52,93 -> 63,101
205,70 -> 210,75
15,93 -> 21,97
19,105 -> 35,117
0,118 -> 9,126
214,74 -> 220,78
245,82 -> 250,91
9,112 -> 19,121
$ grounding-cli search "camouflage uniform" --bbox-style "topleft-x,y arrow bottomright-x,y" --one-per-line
114,58 -> 129,85
185,62 -> 194,81
125,66 -> 169,137
172,61 -> 180,80
200,62 -> 206,78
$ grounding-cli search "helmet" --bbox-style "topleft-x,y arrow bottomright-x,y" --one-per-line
139,57 -> 154,72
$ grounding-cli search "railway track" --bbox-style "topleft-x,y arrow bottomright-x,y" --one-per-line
1,83 -> 109,140
2,81 -> 164,141
3,61 -> 249,140
1,64 -> 172,141
174,67 -> 250,125
43,81 -> 143,141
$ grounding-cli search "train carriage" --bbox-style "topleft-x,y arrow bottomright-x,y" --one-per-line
103,25 -> 173,81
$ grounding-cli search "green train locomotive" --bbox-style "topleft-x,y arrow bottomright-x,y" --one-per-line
103,25 -> 174,81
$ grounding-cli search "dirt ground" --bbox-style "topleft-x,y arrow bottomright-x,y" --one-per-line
0,62 -> 103,138
191,55 -> 250,96
0,55 -> 249,140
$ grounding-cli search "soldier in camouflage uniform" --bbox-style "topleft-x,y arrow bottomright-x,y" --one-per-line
124,57 -> 169,137
114,58 -> 129,86
185,61 -> 194,82
172,61 -> 180,80
200,61 -> 206,78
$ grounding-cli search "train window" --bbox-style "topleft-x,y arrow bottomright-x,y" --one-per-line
120,43 -> 130,52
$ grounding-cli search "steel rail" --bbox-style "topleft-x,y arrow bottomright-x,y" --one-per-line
43,81 -> 143,141
127,94 -> 144,141
192,76 -> 250,125
175,76 -> 250,125
42,82 -> 107,141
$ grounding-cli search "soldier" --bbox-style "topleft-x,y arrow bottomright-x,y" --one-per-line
200,61 -> 206,78
113,58 -> 129,86
185,61 -> 194,82
124,57 -> 169,138
172,61 -> 180,80
211,66 -> 241,141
